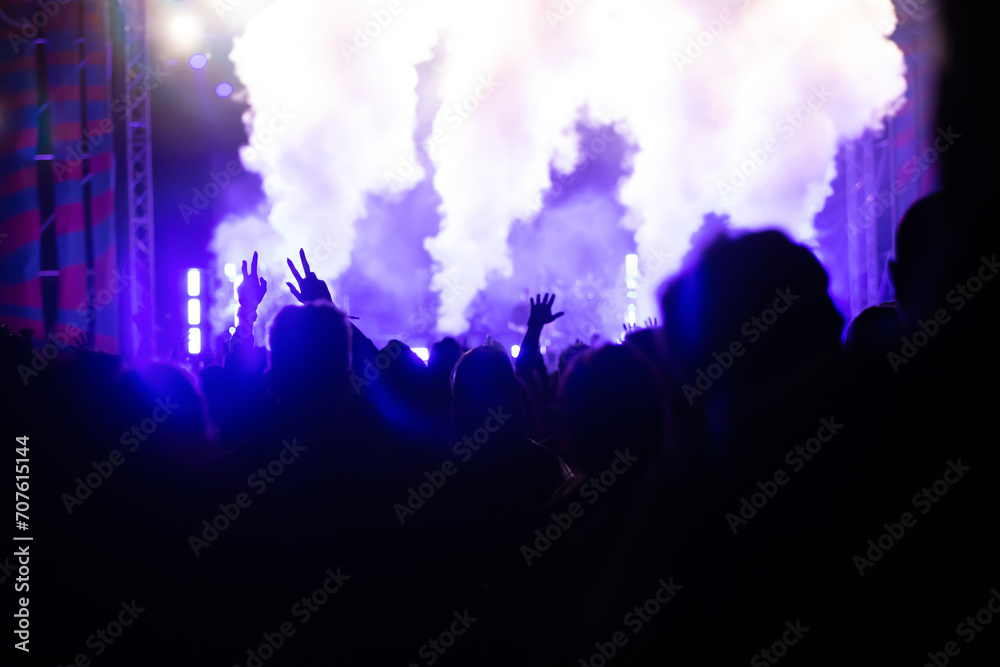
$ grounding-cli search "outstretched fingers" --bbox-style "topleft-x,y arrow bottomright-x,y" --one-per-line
287,257 -> 303,285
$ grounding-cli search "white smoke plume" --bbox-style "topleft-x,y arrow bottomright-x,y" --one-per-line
217,0 -> 905,335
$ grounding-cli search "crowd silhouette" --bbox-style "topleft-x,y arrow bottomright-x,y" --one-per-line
4,6 -> 998,660
4,182 -> 997,665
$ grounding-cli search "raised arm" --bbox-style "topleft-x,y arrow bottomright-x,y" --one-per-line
516,292 -> 563,380
229,251 -> 267,363
285,248 -> 377,374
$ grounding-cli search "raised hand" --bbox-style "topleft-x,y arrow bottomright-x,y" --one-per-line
238,251 -> 268,311
286,248 -> 332,304
623,322 -> 638,334
527,293 -> 564,329
71,331 -> 94,353
644,317 -> 659,328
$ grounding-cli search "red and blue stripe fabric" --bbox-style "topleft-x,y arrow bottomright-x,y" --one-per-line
85,0 -> 119,353
47,0 -> 89,343
0,2 -> 44,338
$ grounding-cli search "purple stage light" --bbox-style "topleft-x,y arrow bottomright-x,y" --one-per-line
215,82 -> 233,98
189,54 -> 208,70
187,327 -> 202,355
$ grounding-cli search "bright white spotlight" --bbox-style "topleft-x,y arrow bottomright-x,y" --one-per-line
510,344 -> 520,358
626,253 -> 639,289
625,254 -> 639,277
224,262 -> 236,279
411,347 -> 429,363
187,268 -> 201,296
627,304 -> 636,325
187,327 -> 202,355
168,13 -> 202,50
187,298 -> 201,326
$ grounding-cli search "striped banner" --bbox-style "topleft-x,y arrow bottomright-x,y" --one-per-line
84,0 -> 119,353
1,0 -> 120,353
47,0 -> 89,342
0,3 -> 44,338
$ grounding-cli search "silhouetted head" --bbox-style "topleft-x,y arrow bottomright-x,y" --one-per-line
559,344 -> 664,476
842,304 -> 904,388
451,344 -> 527,440
623,327 -> 660,366
266,303 -> 351,408
428,337 -> 462,383
889,192 -> 955,325
843,304 -> 902,358
660,230 -> 843,394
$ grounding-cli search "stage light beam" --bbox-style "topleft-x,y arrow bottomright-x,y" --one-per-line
168,13 -> 202,50
187,268 -> 201,297
187,298 -> 202,325
187,327 -> 202,355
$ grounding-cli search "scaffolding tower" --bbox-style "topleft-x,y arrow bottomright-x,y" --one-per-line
120,0 -> 156,360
